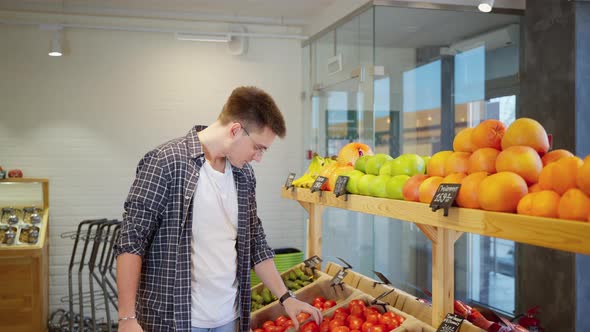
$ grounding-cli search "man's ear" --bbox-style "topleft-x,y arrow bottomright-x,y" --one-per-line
229,122 -> 241,137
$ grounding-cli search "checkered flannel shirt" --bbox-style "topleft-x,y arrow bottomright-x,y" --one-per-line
115,125 -> 275,332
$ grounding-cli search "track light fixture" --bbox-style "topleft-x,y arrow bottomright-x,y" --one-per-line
49,30 -> 63,56
40,24 -> 63,56
478,0 -> 494,13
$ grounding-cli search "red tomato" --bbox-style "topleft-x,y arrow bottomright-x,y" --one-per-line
323,300 -> 337,310
263,320 -> 275,330
314,296 -> 327,303
275,316 -> 289,327
361,322 -> 373,332
301,322 -> 320,332
367,324 -> 386,332
314,303 -> 325,311
394,316 -> 405,324
351,330 -> 361,332
333,312 -> 348,323
349,305 -> 364,317
334,308 -> 350,316
319,319 -> 331,332
328,319 -> 345,332
348,300 -> 366,308
365,314 -> 379,324
347,316 -> 364,331
364,308 -> 380,317
283,320 -> 295,328
297,312 -> 311,324
332,326 -> 350,332
254,329 -> 264,332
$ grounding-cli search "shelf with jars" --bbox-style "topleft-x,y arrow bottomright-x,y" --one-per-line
0,178 -> 50,332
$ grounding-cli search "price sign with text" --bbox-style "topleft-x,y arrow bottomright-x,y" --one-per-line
284,172 -> 296,188
330,269 -> 348,286
435,313 -> 464,332
310,176 -> 328,193
304,255 -> 323,269
430,183 -> 461,216
334,176 -> 349,197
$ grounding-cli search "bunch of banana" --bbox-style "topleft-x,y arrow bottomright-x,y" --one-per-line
292,154 -> 326,188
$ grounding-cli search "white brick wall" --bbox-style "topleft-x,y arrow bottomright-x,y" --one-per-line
0,22 -> 306,316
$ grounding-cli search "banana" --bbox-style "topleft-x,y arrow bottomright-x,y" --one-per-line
292,154 -> 325,187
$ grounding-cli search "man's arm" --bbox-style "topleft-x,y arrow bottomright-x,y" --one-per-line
117,253 -> 143,331
254,259 -> 322,330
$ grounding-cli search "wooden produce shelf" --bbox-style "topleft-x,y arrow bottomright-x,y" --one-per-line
281,186 -> 590,327
281,187 -> 590,256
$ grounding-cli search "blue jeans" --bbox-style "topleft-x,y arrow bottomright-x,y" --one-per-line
191,318 -> 238,332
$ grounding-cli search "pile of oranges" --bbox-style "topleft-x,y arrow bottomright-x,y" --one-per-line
404,117 -> 590,222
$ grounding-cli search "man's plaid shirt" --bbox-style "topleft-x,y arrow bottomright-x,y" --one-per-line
115,125 -> 275,332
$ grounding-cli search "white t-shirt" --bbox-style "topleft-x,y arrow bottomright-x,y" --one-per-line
191,159 -> 239,328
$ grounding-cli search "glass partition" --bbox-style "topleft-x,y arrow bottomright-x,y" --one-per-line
303,2 -> 522,317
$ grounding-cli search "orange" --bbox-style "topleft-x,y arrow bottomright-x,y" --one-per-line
427,151 -> 453,177
478,172 -> 528,212
584,155 -> 590,163
471,119 -> 506,150
539,156 -> 583,195
445,152 -> 471,175
558,188 -> 590,221
517,190 -> 560,218
418,176 -> 444,203
456,171 -> 488,209
442,173 -> 466,184
402,174 -> 429,202
528,183 -> 542,193
453,128 -> 476,152
576,161 -> 590,196
468,148 -> 499,174
495,146 -> 543,185
501,118 -> 550,154
541,149 -> 574,166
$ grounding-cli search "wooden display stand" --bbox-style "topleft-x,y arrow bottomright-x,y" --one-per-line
0,178 -> 50,332
281,187 -> 590,327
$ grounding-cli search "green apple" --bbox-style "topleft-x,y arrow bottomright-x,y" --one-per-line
379,160 -> 396,176
344,170 -> 365,194
390,154 -> 426,176
357,174 -> 377,196
365,154 -> 393,175
354,155 -> 372,173
386,175 -> 411,199
369,175 -> 392,198
422,155 -> 432,174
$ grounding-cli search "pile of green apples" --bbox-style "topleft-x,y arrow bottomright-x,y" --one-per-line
344,153 -> 431,199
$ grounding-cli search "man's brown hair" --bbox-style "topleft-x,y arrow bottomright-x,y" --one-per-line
218,86 -> 286,138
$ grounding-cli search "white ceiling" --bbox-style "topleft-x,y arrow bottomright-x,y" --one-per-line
0,0 -> 339,25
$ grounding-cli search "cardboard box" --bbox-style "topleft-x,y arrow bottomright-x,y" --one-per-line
323,262 -> 363,288
251,263 -> 332,314
251,276 -> 357,329
400,295 -> 484,332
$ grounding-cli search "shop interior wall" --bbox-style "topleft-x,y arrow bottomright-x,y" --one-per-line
0,21 -> 306,312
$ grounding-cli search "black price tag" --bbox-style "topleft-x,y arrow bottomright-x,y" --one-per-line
373,270 -> 392,286
304,255 -> 322,269
436,313 -> 464,332
429,183 -> 461,217
310,176 -> 328,193
334,176 -> 349,198
284,172 -> 296,188
330,269 -> 348,286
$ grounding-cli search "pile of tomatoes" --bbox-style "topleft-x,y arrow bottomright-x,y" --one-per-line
253,297 -> 336,332
300,299 -> 406,332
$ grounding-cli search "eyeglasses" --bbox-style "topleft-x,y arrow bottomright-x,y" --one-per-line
241,125 -> 268,155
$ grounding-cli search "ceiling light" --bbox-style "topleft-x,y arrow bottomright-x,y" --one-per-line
175,32 -> 230,43
49,30 -> 62,56
478,0 -> 494,13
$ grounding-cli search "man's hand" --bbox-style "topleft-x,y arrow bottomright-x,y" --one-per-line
118,319 -> 143,332
283,298 -> 323,330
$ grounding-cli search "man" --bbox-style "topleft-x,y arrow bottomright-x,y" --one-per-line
116,86 -> 322,332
